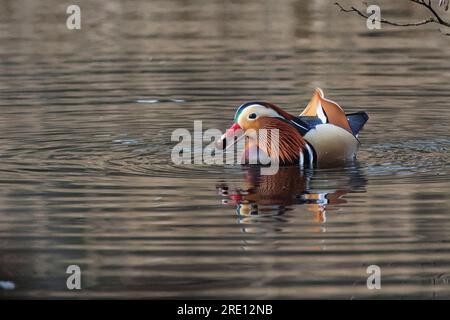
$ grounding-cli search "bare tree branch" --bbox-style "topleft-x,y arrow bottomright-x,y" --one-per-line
335,2 -> 436,26
411,0 -> 450,26
335,0 -> 450,34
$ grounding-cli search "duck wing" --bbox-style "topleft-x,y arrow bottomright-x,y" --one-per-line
293,89 -> 368,164
294,112 -> 369,136
300,88 -> 353,133
293,88 -> 368,136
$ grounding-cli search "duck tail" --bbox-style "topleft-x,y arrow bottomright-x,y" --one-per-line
346,112 -> 369,136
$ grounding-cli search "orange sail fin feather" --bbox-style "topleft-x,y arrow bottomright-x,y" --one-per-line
300,88 -> 352,133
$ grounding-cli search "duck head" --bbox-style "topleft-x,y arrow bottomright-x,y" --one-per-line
218,102 -> 307,165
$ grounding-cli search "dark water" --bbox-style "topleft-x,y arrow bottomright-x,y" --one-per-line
0,0 -> 449,299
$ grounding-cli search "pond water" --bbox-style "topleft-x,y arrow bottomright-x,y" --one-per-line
0,0 -> 449,299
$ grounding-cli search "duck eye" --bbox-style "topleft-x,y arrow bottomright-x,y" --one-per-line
248,113 -> 257,119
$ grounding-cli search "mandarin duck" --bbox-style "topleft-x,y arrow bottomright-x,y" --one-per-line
219,88 -> 368,166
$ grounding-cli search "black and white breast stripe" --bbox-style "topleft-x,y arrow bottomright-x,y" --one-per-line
299,142 -> 316,167
290,118 -> 309,135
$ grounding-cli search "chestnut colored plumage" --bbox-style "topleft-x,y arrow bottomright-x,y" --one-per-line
247,117 -> 305,164
262,102 -> 297,121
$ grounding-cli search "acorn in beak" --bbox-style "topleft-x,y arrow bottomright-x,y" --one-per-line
216,123 -> 244,150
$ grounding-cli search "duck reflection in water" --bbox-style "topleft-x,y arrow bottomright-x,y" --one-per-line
216,164 -> 366,226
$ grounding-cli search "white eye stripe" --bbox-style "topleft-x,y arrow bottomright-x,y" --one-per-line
237,105 -> 281,125
245,104 -> 265,109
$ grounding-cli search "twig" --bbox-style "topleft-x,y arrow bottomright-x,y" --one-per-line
410,0 -> 450,26
335,1 -> 450,34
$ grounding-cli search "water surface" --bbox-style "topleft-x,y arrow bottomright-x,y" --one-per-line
0,0 -> 449,299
